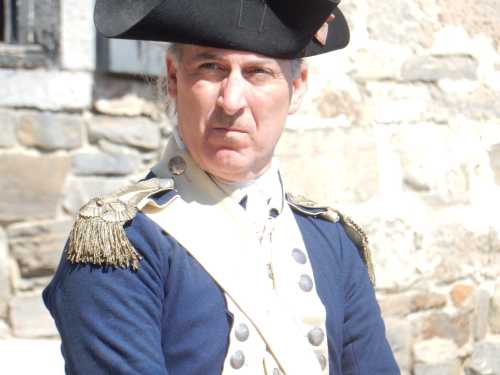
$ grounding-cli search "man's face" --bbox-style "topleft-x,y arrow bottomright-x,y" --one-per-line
167,44 -> 307,182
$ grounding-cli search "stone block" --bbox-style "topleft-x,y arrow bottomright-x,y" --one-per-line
0,228 -> 10,318
451,284 -> 475,308
0,110 -> 17,148
428,212 -> 498,282
465,342 -> 500,375
393,123 -> 476,205
7,219 -> 72,278
366,0 -> 437,47
94,94 -> 161,119
359,204 -> 422,290
439,0 -> 500,46
385,318 -> 412,373
61,0 -> 95,70
412,292 -> 447,312
490,284 -> 500,333
277,127 -> 379,205
9,294 -> 58,337
432,87 -> 500,121
71,150 -> 143,176
414,337 -> 459,364
312,90 -> 362,122
0,339 -> 64,374
362,83 -> 431,124
88,115 -> 160,150
380,292 -> 447,317
16,112 -> 83,151
62,176 -> 128,216
0,154 -> 70,222
490,143 -> 500,186
0,319 -> 11,338
402,55 -> 478,82
414,360 -> 461,375
352,41 -> 410,80
474,289 -> 490,341
379,294 -> 414,317
0,70 -> 92,110
419,312 -> 470,348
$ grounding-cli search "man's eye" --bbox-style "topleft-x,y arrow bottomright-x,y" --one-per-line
247,68 -> 271,75
199,63 -> 222,71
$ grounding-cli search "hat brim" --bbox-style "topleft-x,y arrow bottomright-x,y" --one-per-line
95,0 -> 349,59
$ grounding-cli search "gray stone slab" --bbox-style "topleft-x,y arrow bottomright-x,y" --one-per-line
402,55 -> 478,82
0,70 -> 92,110
414,360 -> 461,375
0,154 -> 70,222
7,219 -> 72,278
16,112 -> 83,150
88,115 -> 160,150
9,294 -> 58,338
71,150 -> 142,176
465,342 -> 500,375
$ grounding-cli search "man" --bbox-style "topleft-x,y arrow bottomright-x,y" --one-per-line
43,0 -> 400,374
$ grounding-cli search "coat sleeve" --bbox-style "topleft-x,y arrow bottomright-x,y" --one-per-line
42,213 -> 170,375
338,224 -> 401,375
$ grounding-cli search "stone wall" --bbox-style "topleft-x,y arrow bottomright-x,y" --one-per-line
0,0 -> 499,374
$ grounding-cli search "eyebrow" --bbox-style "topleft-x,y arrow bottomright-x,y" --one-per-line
190,51 -> 277,66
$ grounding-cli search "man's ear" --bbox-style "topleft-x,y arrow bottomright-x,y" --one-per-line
288,63 -> 308,115
166,56 -> 178,99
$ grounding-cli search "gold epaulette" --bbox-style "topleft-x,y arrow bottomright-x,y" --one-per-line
286,193 -> 376,286
66,178 -> 175,271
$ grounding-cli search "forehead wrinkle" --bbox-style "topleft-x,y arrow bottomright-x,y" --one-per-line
188,49 -> 280,67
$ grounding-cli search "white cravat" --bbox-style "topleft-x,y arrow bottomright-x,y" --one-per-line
173,125 -> 284,240
210,161 -> 283,242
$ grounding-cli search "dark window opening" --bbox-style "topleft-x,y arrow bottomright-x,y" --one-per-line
0,0 -> 4,42
0,0 -> 60,68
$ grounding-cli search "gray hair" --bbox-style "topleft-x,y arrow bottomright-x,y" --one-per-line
157,43 -> 304,120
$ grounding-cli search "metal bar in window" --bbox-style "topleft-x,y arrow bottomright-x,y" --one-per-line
1,0 -> 15,43
16,0 -> 35,44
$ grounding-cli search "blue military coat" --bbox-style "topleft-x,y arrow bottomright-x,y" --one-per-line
43,180 -> 400,375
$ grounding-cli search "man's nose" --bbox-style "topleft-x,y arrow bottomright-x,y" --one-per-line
217,72 -> 247,116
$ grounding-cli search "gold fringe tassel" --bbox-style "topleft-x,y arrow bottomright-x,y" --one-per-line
66,216 -> 142,271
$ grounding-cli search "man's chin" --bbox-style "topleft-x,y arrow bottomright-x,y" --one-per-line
204,152 -> 263,183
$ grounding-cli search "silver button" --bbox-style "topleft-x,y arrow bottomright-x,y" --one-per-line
299,274 -> 313,292
230,350 -> 245,369
292,248 -> 307,264
308,327 -> 325,346
168,156 -> 186,175
315,350 -> 327,370
235,323 -> 249,342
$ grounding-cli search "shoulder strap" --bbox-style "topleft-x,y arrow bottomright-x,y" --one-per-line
142,196 -> 324,375
65,178 -> 174,270
286,193 -> 376,286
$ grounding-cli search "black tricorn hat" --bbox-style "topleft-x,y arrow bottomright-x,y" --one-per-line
94,0 -> 350,59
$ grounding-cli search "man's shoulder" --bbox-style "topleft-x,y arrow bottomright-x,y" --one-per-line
286,193 -> 375,286
65,177 -> 177,271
